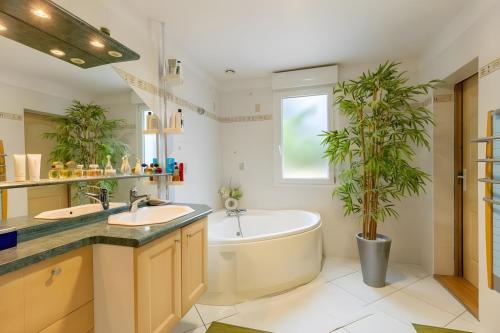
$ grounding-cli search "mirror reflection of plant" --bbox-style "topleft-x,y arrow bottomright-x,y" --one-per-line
322,62 -> 437,240
43,100 -> 129,204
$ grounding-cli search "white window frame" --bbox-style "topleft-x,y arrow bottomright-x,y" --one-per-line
273,85 -> 335,186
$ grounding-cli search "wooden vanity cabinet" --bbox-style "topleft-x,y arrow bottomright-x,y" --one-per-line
0,246 -> 94,333
135,229 -> 182,333
181,219 -> 208,316
135,217 -> 208,333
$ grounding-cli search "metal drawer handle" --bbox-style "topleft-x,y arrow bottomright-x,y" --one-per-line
187,234 -> 192,238
175,239 -> 180,243
51,267 -> 62,276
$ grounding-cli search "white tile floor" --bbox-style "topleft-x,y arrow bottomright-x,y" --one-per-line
172,257 -> 481,333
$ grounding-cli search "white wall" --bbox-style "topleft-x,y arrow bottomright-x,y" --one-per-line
0,81 -> 75,217
418,1 -> 500,331
218,62 -> 434,265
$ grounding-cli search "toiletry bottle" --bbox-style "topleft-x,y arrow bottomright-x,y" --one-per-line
166,158 -> 175,174
48,162 -> 60,179
176,60 -> 182,75
179,162 -> 184,182
120,155 -> 131,175
133,158 -> 142,175
27,154 -> 41,181
172,163 -> 180,181
13,154 -> 26,182
75,165 -> 84,177
175,109 -> 183,129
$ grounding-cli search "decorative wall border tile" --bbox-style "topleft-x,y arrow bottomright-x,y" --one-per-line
114,67 -> 219,120
433,94 -> 453,103
114,68 -> 274,124
218,114 -> 273,123
480,57 -> 500,78
0,112 -> 22,121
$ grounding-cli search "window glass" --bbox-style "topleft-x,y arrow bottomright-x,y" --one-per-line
142,111 -> 157,164
281,94 -> 329,179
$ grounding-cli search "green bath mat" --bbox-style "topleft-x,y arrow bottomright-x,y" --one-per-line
412,324 -> 472,333
206,322 -> 272,333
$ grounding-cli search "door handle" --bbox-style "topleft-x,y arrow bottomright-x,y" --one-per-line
457,169 -> 467,192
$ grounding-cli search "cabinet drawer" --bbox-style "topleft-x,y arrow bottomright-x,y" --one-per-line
40,301 -> 94,333
24,246 -> 93,332
0,270 -> 25,333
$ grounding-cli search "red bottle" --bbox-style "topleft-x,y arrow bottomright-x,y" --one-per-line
179,163 -> 184,182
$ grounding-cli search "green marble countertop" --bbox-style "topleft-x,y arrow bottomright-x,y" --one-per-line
0,203 -> 212,276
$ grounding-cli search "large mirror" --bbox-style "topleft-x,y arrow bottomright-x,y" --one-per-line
0,32 -> 157,218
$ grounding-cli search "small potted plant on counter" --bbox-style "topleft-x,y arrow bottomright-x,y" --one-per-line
219,184 -> 243,210
322,62 -> 436,287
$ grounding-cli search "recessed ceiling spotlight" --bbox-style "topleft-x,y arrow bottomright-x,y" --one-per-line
70,58 -> 85,65
50,49 -> 65,57
225,69 -> 236,75
90,40 -> 105,48
31,9 -> 50,19
0,24 -> 7,32
108,50 -> 122,58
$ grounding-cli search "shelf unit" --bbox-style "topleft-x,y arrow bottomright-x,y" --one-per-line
0,173 -> 177,190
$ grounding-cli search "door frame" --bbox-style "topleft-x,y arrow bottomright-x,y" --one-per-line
454,81 -> 464,277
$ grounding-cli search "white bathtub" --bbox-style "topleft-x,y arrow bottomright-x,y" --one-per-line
199,209 -> 322,305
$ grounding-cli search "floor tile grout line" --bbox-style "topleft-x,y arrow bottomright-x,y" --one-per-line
398,276 -> 465,318
193,304 -> 208,329
329,277 -> 400,306
399,287 -> 465,317
324,270 -> 360,284
328,313 -> 375,333
443,310 -> 467,328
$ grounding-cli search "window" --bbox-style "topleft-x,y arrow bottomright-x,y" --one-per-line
142,109 -> 157,164
274,86 -> 333,184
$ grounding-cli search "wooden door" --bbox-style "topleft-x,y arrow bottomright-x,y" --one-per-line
181,218 -> 208,316
136,230 -> 182,333
24,111 -> 69,215
455,75 -> 479,287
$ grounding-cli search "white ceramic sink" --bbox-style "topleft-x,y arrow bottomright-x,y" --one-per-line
108,205 -> 195,226
35,203 -> 127,220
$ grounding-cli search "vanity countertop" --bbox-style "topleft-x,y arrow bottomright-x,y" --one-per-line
0,203 -> 212,276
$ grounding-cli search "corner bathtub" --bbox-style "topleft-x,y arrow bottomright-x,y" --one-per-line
199,209 -> 322,305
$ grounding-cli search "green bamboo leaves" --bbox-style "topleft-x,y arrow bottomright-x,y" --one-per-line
322,62 -> 437,240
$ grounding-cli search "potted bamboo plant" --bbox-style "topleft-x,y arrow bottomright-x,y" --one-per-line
322,62 -> 436,287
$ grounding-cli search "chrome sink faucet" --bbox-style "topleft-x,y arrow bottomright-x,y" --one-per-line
226,208 -> 247,216
129,187 -> 150,212
85,186 -> 110,210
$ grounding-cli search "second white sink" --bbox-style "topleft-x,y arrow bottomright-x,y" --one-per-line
108,205 -> 195,226
35,203 -> 127,220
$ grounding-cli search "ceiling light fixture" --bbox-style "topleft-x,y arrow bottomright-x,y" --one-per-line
225,69 -> 236,75
108,50 -> 122,58
31,9 -> 50,19
90,40 -> 105,48
50,49 -> 65,57
70,58 -> 85,65
0,24 -> 7,32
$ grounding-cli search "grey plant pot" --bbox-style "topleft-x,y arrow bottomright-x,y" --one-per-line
356,233 -> 392,288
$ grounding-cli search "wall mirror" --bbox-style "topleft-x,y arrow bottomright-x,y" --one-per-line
0,31 -> 158,218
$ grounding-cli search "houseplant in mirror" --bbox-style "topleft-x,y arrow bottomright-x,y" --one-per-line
321,62 -> 436,287
44,100 -> 128,204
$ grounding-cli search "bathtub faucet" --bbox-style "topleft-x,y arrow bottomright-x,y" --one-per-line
226,208 -> 247,216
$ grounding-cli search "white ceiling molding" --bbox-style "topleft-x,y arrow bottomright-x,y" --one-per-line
271,65 -> 338,90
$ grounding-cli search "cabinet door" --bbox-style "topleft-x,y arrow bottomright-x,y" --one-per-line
0,270 -> 25,333
136,229 -> 182,333
24,246 -> 93,333
181,218 -> 208,315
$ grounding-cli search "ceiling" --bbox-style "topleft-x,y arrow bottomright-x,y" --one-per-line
125,0 -> 469,81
